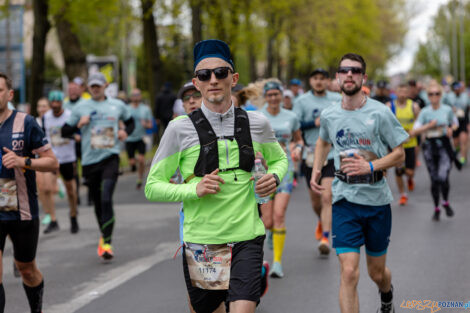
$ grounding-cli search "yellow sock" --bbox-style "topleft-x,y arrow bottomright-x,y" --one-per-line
272,228 -> 286,263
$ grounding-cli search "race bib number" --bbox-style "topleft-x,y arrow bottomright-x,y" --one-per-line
305,146 -> 315,167
91,126 -> 115,149
185,243 -> 232,290
0,178 -> 18,212
49,126 -> 70,147
456,109 -> 466,118
426,127 -> 444,139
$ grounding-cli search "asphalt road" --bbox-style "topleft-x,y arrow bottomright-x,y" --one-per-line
3,158 -> 470,313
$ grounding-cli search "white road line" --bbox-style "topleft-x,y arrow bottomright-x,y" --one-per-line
47,242 -> 176,313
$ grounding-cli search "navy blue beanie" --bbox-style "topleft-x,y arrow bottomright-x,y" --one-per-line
193,39 -> 234,71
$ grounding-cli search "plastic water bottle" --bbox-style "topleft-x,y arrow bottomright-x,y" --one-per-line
252,159 -> 270,204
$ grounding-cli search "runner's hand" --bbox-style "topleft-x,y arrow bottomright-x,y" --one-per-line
117,129 -> 128,141
292,147 -> 301,162
340,153 -> 371,176
196,169 -> 225,197
251,174 -> 276,198
315,116 -> 321,127
427,120 -> 438,129
74,134 -> 81,142
2,147 -> 24,169
77,116 -> 90,128
310,169 -> 324,195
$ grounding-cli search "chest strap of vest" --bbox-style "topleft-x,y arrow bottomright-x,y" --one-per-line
186,108 -> 255,181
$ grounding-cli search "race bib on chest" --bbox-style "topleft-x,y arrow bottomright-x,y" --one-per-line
185,243 -> 232,290
0,178 -> 18,212
426,127 -> 445,139
91,126 -> 115,149
49,126 -> 70,147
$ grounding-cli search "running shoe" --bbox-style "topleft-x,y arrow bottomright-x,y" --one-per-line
442,203 -> 454,217
432,209 -> 440,221
399,195 -> 408,206
459,156 -> 466,165
43,221 -> 59,234
97,238 -> 114,260
70,217 -> 79,234
260,261 -> 269,297
377,287 -> 395,313
318,237 -> 330,255
41,214 -> 51,225
407,178 -> 414,192
267,230 -> 273,250
315,221 -> 323,241
131,164 -> 137,172
416,160 -> 421,167
269,261 -> 284,278
293,178 -> 298,188
136,180 -> 142,190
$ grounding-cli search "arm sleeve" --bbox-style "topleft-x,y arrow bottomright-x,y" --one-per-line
379,108 -> 409,148
145,121 -> 199,202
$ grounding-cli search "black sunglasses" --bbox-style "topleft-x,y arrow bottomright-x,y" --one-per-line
182,91 -> 202,101
338,66 -> 363,74
428,92 -> 441,97
195,67 -> 233,81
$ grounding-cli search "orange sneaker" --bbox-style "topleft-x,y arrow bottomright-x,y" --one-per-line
97,237 -> 114,260
399,194 -> 408,206
315,221 -> 323,241
407,178 -> 415,192
318,237 -> 330,255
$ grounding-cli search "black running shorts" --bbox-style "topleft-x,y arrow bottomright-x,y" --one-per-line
301,158 -> 335,188
59,161 -> 77,181
0,219 -> 40,263
182,235 -> 265,313
125,140 -> 146,159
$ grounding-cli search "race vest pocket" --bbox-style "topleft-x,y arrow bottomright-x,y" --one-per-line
0,178 -> 18,212
91,126 -> 115,149
185,243 -> 232,290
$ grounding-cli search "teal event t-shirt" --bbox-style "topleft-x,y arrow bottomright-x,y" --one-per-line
319,98 -> 409,206
67,98 -> 132,166
293,91 -> 339,160
126,103 -> 153,142
417,104 -> 455,128
261,106 -> 300,169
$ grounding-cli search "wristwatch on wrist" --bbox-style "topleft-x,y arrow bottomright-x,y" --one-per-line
273,173 -> 281,187
24,157 -> 32,168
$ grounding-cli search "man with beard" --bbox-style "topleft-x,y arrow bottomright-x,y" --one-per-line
294,68 -> 338,255
43,91 -> 80,233
310,53 -> 408,313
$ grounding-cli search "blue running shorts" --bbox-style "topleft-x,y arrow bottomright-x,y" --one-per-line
332,199 -> 391,257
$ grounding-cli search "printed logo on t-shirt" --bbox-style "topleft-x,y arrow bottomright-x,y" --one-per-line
49,126 -> 70,147
91,126 -> 115,149
336,128 -> 372,148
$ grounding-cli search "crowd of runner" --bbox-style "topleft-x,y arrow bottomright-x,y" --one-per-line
0,38 -> 468,313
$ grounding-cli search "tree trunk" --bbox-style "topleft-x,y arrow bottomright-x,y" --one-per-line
141,0 -> 162,111
287,35 -> 296,80
265,13 -> 276,78
54,11 -> 87,81
30,0 -> 50,116
190,0 -> 202,47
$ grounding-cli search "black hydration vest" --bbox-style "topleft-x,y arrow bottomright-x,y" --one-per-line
187,108 -> 255,180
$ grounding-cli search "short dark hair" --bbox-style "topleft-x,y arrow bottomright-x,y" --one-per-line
0,72 -> 13,90
339,53 -> 366,74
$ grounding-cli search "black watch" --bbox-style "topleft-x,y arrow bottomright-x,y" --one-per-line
273,173 -> 281,187
24,157 -> 32,167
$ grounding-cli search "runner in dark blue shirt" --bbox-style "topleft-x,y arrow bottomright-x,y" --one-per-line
0,73 -> 58,313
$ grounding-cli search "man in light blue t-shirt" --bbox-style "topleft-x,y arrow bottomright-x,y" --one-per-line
62,72 -> 135,261
311,53 -> 408,313
293,68 -> 340,256
125,88 -> 152,189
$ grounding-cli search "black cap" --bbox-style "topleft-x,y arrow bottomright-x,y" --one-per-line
310,68 -> 329,78
177,81 -> 197,99
451,81 -> 462,90
407,80 -> 417,87
376,80 -> 388,89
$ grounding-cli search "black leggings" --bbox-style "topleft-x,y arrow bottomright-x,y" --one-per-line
422,140 -> 451,207
83,155 -> 119,244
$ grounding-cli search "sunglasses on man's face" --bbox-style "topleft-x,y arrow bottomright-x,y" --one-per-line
182,91 -> 202,102
428,92 -> 441,97
194,67 -> 233,81
337,67 -> 363,75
